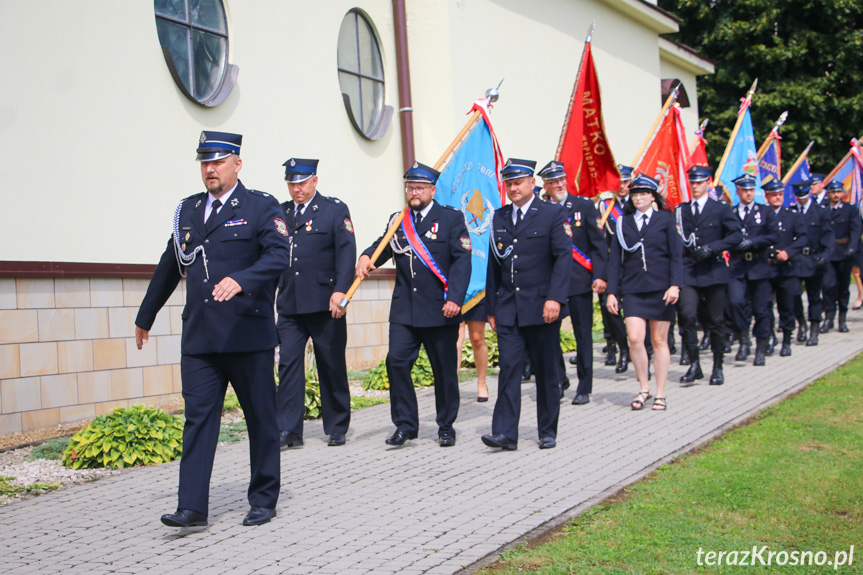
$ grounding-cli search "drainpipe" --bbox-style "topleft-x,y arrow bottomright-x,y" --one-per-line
392,0 -> 415,171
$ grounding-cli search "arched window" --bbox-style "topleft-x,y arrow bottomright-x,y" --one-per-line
337,10 -> 392,140
155,0 -> 238,107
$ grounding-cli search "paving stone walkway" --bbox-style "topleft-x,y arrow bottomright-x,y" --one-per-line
2,315 -> 862,574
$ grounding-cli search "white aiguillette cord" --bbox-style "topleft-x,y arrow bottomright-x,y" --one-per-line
616,214 -> 647,271
172,200 -> 209,280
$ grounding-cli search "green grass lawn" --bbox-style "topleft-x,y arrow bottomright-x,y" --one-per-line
481,353 -> 863,574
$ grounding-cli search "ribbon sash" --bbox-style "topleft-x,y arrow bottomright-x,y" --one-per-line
400,208 -> 449,297
571,245 -> 593,273
604,200 -> 621,224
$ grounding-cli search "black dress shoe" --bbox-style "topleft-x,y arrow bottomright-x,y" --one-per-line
279,431 -> 303,450
439,433 -> 456,447
161,509 -> 207,528
481,433 -> 517,451
539,436 -> 556,449
477,396 -> 489,403
242,507 -> 276,526
572,393 -> 590,405
385,430 -> 416,446
679,361 -> 703,384
569,355 -> 578,365
328,433 -> 346,446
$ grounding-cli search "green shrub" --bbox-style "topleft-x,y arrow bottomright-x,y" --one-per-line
273,348 -> 323,420
461,330 -> 500,368
62,405 -> 183,470
560,330 -> 578,353
223,391 -> 241,412
27,437 -> 71,461
363,346 -> 434,390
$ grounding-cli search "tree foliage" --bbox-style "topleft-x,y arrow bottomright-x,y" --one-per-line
659,0 -> 863,172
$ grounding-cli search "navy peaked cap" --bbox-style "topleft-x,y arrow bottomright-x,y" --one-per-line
404,162 -> 440,184
283,158 -> 319,183
196,131 -> 242,161
732,174 -> 757,190
500,158 -> 536,181
538,160 -> 566,181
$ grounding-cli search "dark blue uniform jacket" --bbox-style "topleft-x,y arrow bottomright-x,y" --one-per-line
136,181 -> 291,354
276,192 -> 356,315
363,201 -> 471,328
607,209 -> 683,296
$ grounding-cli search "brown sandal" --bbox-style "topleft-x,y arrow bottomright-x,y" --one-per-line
631,391 -> 652,410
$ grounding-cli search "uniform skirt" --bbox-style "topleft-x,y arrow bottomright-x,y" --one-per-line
621,290 -> 675,322
461,299 -> 488,323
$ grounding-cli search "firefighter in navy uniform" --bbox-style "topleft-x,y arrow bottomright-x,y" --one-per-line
822,179 -> 862,332
135,131 -> 290,528
539,161 -> 607,405
727,174 -> 780,366
356,162 -> 471,448
763,180 -> 807,356
791,179 -> 834,345
482,159 -> 572,450
596,164 -> 632,373
275,159 -> 356,449
675,166 -> 743,386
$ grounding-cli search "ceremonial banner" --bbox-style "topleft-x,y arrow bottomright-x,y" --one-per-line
555,38 -> 619,197
691,126 -> 709,167
635,105 -> 693,209
717,107 -> 762,205
832,139 -> 863,206
436,100 -> 505,312
782,157 -> 810,207
758,135 -> 781,184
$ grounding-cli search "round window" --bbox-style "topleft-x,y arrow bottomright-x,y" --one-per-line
337,10 -> 391,140
155,0 -> 237,107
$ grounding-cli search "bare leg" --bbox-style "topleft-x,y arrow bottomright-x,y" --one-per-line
625,317 -> 649,393
853,266 -> 862,309
467,320 -> 489,398
649,320 -> 671,403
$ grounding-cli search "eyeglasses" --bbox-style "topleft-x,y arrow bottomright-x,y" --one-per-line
405,186 -> 431,194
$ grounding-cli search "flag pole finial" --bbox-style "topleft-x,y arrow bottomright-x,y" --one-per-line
586,21 -> 595,43
485,78 -> 504,103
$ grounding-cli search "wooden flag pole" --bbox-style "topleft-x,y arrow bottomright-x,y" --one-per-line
714,78 -> 758,187
781,140 -> 815,185
596,83 -> 679,229
756,111 -> 788,160
689,118 -> 709,155
824,135 -> 863,182
338,84 -> 502,310
631,83 -> 679,169
554,21 -> 594,160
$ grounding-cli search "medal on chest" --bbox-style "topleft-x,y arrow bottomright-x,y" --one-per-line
574,212 -> 582,227
305,220 -> 313,231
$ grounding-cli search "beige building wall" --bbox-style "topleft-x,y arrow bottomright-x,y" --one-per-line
0,0 -> 710,434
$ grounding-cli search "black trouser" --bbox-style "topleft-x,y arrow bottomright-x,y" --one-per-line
677,284 -> 728,355
598,292 -> 627,349
493,321 -> 562,442
386,323 -> 460,437
823,259 -> 853,318
180,351 -> 280,514
795,274 -> 824,322
770,276 -> 799,333
277,312 -> 351,437
558,292 -> 594,395
728,277 -> 772,339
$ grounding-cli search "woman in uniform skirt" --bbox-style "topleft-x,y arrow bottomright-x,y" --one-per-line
606,175 -> 683,411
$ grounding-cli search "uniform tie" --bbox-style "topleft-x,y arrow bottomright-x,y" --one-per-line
692,202 -> 700,218
295,203 -> 305,218
515,208 -> 523,228
640,213 -> 649,231
414,211 -> 422,226
205,199 -> 222,232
